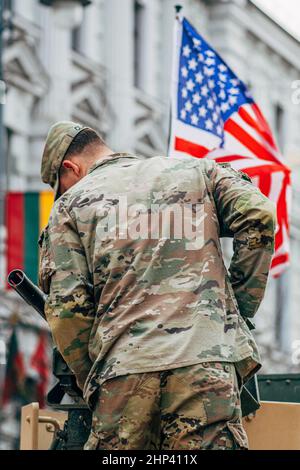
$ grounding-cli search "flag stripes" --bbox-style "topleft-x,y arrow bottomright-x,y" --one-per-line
169,16 -> 291,276
5,192 -> 54,286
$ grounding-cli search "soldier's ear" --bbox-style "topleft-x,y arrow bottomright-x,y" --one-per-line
62,159 -> 81,177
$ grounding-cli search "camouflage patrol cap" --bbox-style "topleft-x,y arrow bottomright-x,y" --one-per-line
41,121 -> 90,200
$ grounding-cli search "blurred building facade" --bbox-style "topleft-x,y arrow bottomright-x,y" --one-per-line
0,0 -> 300,448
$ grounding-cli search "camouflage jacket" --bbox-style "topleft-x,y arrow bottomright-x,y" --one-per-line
39,153 -> 276,406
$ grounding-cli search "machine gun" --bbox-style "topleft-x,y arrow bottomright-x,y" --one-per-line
7,269 -> 260,448
7,269 -> 92,450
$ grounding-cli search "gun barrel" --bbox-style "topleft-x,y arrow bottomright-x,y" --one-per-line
7,269 -> 84,407
7,269 -> 46,319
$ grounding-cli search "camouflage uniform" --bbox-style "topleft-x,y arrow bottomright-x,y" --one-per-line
39,122 -> 276,450
84,362 -> 248,450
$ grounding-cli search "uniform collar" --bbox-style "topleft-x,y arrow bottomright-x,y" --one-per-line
88,153 -> 139,174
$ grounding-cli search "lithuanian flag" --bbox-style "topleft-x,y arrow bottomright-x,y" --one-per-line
6,192 -> 54,286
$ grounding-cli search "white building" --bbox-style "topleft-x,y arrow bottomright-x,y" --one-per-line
0,0 -> 300,448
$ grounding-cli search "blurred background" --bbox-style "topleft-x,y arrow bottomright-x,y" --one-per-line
0,0 -> 299,449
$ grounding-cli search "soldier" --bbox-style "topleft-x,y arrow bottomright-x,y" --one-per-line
39,121 -> 276,450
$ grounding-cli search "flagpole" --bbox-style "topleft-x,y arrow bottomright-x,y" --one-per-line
167,4 -> 183,157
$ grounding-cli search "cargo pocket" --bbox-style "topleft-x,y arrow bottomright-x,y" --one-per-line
227,421 -> 249,450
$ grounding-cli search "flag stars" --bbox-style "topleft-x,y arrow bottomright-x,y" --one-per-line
205,57 -> 215,66
188,58 -> 197,70
198,106 -> 207,117
181,66 -> 188,78
192,37 -> 202,48
185,100 -> 193,112
207,98 -> 214,110
191,114 -> 199,125
219,89 -> 226,100
216,125 -> 223,135
212,111 -> 219,122
179,27 -> 248,134
229,95 -> 238,106
230,78 -> 240,86
183,45 -> 191,57
201,85 -> 209,96
186,79 -> 195,91
221,102 -> 230,112
192,92 -> 201,104
180,109 -> 187,120
181,87 -> 188,98
175,18 -> 281,245
211,91 -> 218,102
204,66 -> 215,77
205,119 -> 213,130
218,73 -> 227,82
195,72 -> 204,84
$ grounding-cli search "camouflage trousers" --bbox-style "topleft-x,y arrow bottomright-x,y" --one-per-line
84,361 -> 249,450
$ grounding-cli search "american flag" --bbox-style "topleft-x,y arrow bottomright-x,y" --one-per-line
168,16 -> 291,277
